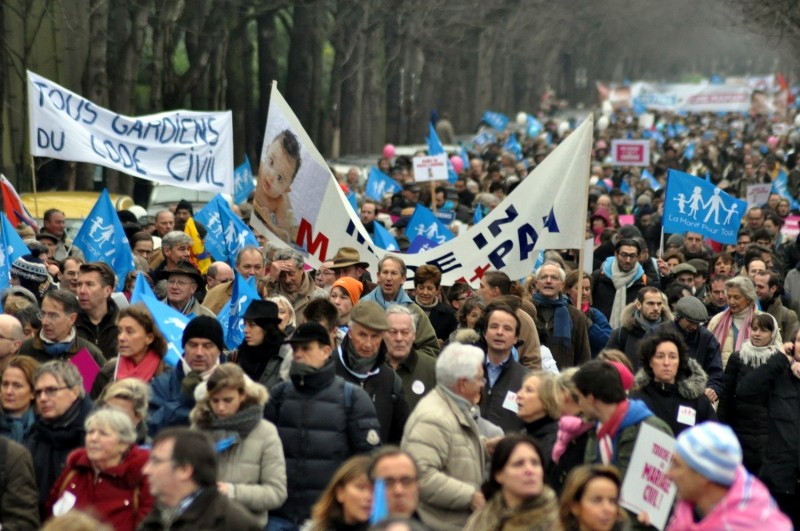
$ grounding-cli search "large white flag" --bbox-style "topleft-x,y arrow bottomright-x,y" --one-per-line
27,71 -> 234,193
251,82 -> 593,285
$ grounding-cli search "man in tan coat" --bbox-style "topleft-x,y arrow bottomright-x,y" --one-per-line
401,343 -> 488,531
203,246 -> 266,315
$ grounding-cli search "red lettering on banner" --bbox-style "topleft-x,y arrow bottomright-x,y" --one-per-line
297,218 -> 329,260
469,263 -> 491,282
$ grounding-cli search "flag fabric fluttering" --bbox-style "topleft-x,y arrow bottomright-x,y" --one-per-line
372,221 -> 399,251
185,217 -> 212,275
233,155 -> 255,205
194,194 -> 259,265
72,189 -> 136,291
217,272 -> 261,350
364,167 -> 402,201
407,205 -> 454,248
136,293 -> 188,367
427,123 -> 459,183
0,174 -> 39,230
482,111 -> 510,132
0,213 -> 30,293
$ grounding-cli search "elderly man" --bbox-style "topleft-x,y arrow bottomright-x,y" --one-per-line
140,428 -> 261,530
362,255 -> 440,359
25,361 -> 94,515
163,261 -> 216,318
18,289 -> 105,366
384,305 -> 436,411
592,238 -> 648,326
43,208 -> 78,261
336,301 -> 409,443
148,316 -> 225,436
75,262 -> 120,356
265,248 -> 328,325
205,261 -> 234,292
369,447 -> 421,520
203,246 -> 265,314
401,343 -> 488,531
532,262 -> 591,370
666,422 -> 791,530
154,209 -> 175,237
0,314 -> 24,373
151,230 -> 192,280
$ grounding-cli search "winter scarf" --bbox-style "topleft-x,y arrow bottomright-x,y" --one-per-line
465,489 -> 560,531
40,328 -> 76,358
361,284 -> 413,309
711,306 -> 755,354
207,403 -> 263,442
116,349 -> 162,382
552,415 -> 593,464
737,314 -> 783,368
533,293 -> 573,348
603,256 -> 644,328
634,310 -> 661,332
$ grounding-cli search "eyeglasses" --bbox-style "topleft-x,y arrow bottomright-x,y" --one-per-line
147,455 -> 173,466
41,312 -> 68,322
617,252 -> 638,260
34,386 -> 68,398
382,476 -> 418,489
167,279 -> 195,287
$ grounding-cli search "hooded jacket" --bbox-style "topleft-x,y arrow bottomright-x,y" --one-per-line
607,301 -> 674,370
632,358 -> 717,437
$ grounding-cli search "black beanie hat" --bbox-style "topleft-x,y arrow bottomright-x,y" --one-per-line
176,199 -> 194,216
182,315 -> 225,352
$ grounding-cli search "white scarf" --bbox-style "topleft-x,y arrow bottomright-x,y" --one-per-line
609,261 -> 639,329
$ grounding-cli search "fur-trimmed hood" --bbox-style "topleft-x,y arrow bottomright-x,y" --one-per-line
634,357 -> 707,399
620,298 -> 674,330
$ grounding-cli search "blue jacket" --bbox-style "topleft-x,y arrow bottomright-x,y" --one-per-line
148,363 -> 194,437
586,307 -> 612,357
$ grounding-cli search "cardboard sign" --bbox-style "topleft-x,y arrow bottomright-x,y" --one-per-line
413,154 -> 448,182
746,184 -> 772,208
620,423 -> 677,531
69,348 -> 101,394
611,139 -> 650,166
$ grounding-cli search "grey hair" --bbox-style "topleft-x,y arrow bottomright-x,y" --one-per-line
378,255 -> 407,277
236,246 -> 265,266
268,295 -> 296,327
35,360 -> 85,398
98,378 -> 151,421
85,407 -> 137,445
535,261 -> 566,281
273,247 -> 304,268
161,231 -> 192,249
385,304 -> 418,333
725,276 -> 757,305
436,343 -> 484,390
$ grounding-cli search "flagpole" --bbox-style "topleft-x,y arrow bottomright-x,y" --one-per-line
576,115 -> 594,311
430,181 -> 437,213
29,155 -> 39,220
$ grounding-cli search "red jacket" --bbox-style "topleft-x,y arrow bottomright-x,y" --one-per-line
46,445 -> 153,531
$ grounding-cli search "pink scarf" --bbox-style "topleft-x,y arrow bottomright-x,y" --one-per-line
711,306 -> 754,353
116,349 -> 162,382
552,416 -> 593,464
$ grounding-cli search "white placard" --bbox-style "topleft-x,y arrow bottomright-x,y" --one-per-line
746,183 -> 772,208
412,154 -> 448,182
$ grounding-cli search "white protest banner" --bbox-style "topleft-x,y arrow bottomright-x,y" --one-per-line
251,82 -> 592,286
413,154 -> 448,182
620,424 -> 677,531
611,140 -> 650,166
631,82 -> 752,113
28,71 -> 234,193
746,184 -> 772,208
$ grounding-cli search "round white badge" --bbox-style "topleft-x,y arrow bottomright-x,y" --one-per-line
367,429 -> 380,446
411,380 -> 425,395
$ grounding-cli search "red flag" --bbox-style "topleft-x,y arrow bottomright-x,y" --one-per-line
0,175 -> 38,230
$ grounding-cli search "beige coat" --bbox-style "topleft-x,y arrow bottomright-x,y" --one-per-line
401,386 -> 486,531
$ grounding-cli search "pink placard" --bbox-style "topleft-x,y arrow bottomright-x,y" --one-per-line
618,214 -> 635,226
69,348 -> 101,393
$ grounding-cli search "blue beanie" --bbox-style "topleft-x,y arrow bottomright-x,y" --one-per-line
675,422 -> 741,486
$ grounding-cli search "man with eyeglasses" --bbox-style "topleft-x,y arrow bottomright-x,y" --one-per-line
163,261 -> 216,318
0,314 -> 24,373
383,305 -> 436,411
591,238 -> 648,327
18,289 -> 105,367
368,447 -> 421,520
25,360 -> 94,517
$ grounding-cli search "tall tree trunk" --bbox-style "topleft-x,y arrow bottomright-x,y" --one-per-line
256,9 -> 279,161
286,1 -> 323,141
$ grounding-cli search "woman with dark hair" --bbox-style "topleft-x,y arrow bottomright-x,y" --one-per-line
0,355 -> 40,443
456,297 -> 486,331
305,455 -> 373,531
464,435 -> 559,531
631,330 -> 716,436
91,304 -> 169,398
413,265 -> 458,345
718,313 -> 783,474
559,464 -> 627,531
565,270 -> 611,358
232,300 -> 289,390
712,252 -> 735,276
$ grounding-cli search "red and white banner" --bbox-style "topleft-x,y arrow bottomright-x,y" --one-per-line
611,140 -> 650,166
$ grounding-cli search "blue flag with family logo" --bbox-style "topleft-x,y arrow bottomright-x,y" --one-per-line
0,213 -> 29,294
217,272 -> 261,350
407,205 -> 454,247
137,293 -> 188,367
482,110 -> 509,131
663,169 -> 745,245
233,155 -> 255,205
72,189 -> 135,291
427,123 -> 459,183
364,167 -> 401,201
407,236 -> 438,254
772,169 -> 800,211
195,194 -> 259,265
130,272 -> 157,304
372,221 -> 399,252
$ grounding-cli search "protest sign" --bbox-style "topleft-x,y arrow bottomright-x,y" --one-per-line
28,71 -> 233,193
782,215 -> 800,240
618,214 -> 635,226
69,348 -> 101,394
746,184 -> 772,208
611,140 -> 650,166
413,154 -> 448,183
663,169 -> 745,245
620,423 -> 677,531
250,83 -> 592,286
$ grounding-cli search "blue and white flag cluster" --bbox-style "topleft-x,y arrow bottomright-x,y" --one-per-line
195,194 -> 259,265
233,155 -> 255,205
364,167 -> 401,201
0,213 -> 30,294
407,205 -> 454,248
217,273 -> 261,350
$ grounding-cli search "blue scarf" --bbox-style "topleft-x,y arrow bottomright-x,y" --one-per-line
0,408 -> 35,443
361,285 -> 413,309
533,293 -> 573,348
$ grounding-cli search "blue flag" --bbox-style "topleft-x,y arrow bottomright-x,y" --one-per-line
369,478 -> 389,525
526,115 -> 543,137
503,134 -> 523,161
217,272 -> 261,350
683,142 -> 695,162
472,204 -> 484,225
72,189 -> 135,291
407,205 -> 454,247
641,169 -> 661,191
233,155 -> 255,205
772,170 -> 800,211
407,236 -> 438,254
0,213 -> 29,293
372,221 -> 399,252
195,194 -> 259,264
138,294 -> 188,367
427,123 -> 459,183
364,167 -> 401,201
346,191 -> 358,212
471,130 -> 496,147
130,272 -> 157,304
459,142 -> 470,170
663,169 -> 745,245
482,111 -> 509,131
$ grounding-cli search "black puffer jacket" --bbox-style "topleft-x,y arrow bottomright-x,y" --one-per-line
631,358 -> 717,437
736,353 -> 800,495
606,302 -> 674,371
265,359 -> 381,526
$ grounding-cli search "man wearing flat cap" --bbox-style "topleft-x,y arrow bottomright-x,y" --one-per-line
163,260 -> 216,318
336,300 -> 409,444
264,247 -> 327,324
327,246 -> 376,293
